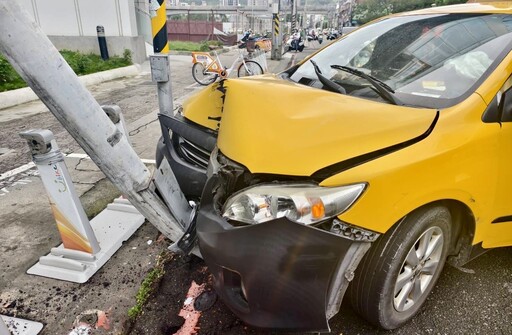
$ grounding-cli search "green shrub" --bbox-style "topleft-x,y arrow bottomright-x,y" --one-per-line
123,49 -> 132,63
169,40 -> 223,52
207,40 -> 223,48
0,54 -> 26,92
199,40 -> 210,52
0,50 -> 133,92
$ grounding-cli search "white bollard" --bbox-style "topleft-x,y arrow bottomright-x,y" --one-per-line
19,129 -> 145,283
20,129 -> 100,255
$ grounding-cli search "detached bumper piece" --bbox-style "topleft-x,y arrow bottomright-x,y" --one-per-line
197,176 -> 374,332
157,113 -> 216,198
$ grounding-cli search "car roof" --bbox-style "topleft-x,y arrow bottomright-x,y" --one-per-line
393,2 -> 512,16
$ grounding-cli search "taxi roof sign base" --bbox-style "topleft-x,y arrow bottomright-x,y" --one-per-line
1,314 -> 43,335
27,198 -> 145,283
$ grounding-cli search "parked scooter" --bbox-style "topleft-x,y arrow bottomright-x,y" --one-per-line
286,32 -> 304,52
307,30 -> 318,42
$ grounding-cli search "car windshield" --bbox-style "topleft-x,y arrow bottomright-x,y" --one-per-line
290,13 -> 512,108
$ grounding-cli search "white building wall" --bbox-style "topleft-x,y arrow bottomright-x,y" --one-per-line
19,0 -> 138,37
17,0 -> 147,63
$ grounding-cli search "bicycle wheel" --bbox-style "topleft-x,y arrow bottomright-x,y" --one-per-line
192,62 -> 218,85
237,60 -> 263,77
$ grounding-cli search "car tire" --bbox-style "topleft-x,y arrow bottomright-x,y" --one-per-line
349,205 -> 451,330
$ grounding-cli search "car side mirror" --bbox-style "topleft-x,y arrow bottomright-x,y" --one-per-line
482,85 -> 512,123
500,87 -> 512,122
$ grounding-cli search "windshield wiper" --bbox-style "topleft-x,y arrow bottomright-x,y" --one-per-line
310,60 -> 346,94
331,65 -> 402,105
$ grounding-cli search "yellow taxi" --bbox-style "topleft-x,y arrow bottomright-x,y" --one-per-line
157,2 -> 512,331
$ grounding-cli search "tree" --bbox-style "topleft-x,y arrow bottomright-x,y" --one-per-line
352,0 -> 467,24
352,0 -> 393,24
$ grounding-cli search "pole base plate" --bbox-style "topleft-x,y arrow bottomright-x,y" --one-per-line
27,198 -> 145,283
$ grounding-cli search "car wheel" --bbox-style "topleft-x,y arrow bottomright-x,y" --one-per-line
349,205 -> 451,330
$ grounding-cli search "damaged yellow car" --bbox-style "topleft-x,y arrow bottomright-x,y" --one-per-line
156,2 -> 512,332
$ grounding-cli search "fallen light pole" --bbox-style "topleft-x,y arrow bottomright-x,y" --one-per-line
0,1 -> 189,244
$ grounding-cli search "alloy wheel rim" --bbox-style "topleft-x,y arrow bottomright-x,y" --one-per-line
393,226 -> 444,312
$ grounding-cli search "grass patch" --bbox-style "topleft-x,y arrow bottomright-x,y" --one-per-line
0,49 -> 132,92
0,55 -> 26,91
170,40 -> 223,52
128,251 -> 171,320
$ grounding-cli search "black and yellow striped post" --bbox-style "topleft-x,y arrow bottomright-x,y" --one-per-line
273,14 -> 279,39
151,0 -> 169,53
271,1 -> 281,60
291,0 -> 298,32
149,0 -> 173,117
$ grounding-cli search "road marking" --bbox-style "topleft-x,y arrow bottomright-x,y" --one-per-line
186,82 -> 201,89
1,154 -> 156,183
66,153 -> 156,165
0,162 -> 36,181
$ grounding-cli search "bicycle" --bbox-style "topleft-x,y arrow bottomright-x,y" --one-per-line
191,48 -> 264,86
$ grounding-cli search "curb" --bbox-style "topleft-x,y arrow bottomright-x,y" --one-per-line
0,64 -> 141,110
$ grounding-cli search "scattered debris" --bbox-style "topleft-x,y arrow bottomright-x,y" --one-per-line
454,266 -> 476,274
193,291 -> 217,312
68,309 -> 111,335
173,281 -> 206,335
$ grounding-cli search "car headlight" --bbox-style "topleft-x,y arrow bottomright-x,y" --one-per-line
222,183 -> 367,225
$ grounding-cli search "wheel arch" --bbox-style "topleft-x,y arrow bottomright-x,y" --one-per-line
400,199 -> 476,267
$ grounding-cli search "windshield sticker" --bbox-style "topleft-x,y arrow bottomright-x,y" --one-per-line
422,81 -> 446,91
411,92 -> 441,98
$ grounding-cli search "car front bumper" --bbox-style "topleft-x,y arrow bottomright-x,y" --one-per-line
196,174 -> 376,332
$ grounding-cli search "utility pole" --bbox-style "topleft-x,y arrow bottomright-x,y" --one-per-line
149,0 -> 173,118
291,0 -> 297,31
271,0 -> 281,60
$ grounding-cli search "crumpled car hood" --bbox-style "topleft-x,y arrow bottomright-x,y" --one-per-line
188,75 -> 439,177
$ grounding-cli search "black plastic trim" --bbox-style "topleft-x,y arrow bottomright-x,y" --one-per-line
491,216 -> 512,224
157,113 -> 217,198
159,113 -> 217,152
468,242 -> 489,261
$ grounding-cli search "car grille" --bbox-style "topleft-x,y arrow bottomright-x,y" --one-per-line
176,136 -> 210,169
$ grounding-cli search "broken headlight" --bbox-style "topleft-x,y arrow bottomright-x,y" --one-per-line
222,183 -> 367,225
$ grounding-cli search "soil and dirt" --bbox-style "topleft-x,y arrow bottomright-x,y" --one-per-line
125,252 -> 264,335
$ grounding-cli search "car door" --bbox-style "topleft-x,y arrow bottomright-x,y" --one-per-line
482,67 -> 512,248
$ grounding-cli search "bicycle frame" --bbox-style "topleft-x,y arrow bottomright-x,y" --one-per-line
191,49 -> 249,79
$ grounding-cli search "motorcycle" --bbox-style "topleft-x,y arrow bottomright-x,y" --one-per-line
286,32 -> 304,52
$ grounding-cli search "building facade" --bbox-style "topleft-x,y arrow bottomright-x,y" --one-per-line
19,0 -> 149,64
